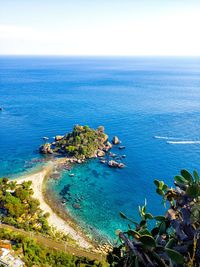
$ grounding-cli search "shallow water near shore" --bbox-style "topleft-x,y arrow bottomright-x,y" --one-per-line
1,56 -> 200,240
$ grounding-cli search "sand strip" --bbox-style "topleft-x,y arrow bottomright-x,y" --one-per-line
14,161 -> 92,249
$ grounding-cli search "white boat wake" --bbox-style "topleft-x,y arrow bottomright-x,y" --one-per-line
166,140 -> 200,145
154,136 -> 200,145
154,136 -> 179,140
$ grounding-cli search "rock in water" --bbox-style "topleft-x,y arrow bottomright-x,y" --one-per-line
118,163 -> 125,168
55,135 -> 64,141
108,160 -> 125,168
39,143 -> 53,154
97,150 -> 105,157
112,136 -> 120,145
108,160 -> 118,167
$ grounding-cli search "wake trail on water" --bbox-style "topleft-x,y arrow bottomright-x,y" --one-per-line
154,136 -> 179,140
166,140 -> 200,145
154,136 -> 200,145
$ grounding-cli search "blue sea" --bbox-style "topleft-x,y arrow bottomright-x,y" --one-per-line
1,56 -> 200,241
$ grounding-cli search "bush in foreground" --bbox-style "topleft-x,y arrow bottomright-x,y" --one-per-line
108,169 -> 200,267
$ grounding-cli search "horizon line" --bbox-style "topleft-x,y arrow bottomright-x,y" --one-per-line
1,54 -> 200,57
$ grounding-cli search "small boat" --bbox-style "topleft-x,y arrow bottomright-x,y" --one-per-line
69,173 -> 75,177
119,146 -> 126,149
122,155 -> 126,158
43,136 -> 49,140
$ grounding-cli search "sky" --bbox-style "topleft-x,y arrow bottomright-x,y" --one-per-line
0,0 -> 200,56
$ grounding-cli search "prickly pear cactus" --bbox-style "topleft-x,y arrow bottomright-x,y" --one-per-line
107,169 -> 200,267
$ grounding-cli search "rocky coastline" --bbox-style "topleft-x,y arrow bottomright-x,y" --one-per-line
39,125 -> 126,169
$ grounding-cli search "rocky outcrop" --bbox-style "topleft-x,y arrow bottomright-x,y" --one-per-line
112,136 -> 120,145
108,160 -> 125,168
97,150 -> 105,157
55,135 -> 64,141
39,143 -> 53,154
103,141 -> 113,152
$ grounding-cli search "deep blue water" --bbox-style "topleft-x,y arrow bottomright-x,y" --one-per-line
1,56 -> 200,241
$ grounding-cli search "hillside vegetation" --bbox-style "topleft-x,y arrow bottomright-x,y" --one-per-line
0,228 -> 107,267
0,178 -> 49,233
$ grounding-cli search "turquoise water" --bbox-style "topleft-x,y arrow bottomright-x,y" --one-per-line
1,56 -> 200,240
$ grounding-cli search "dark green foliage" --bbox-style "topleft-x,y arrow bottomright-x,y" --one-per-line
0,228 -> 104,267
0,178 -> 50,233
108,169 -> 200,267
41,125 -> 108,159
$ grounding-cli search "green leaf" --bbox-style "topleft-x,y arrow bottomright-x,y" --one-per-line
186,184 -> 200,198
193,170 -> 200,183
174,175 -> 188,185
139,235 -> 156,249
180,169 -> 193,183
162,184 -> 168,191
165,248 -> 184,264
142,205 -> 146,214
127,230 -> 140,239
128,224 -> 131,230
165,238 -> 175,249
151,227 -> 159,237
154,215 -> 166,221
119,212 -> 127,219
138,229 -> 152,236
151,252 -> 167,267
159,221 -> 166,235
154,179 -> 160,187
158,181 -> 164,190
140,220 -> 147,227
156,188 -> 164,196
191,204 -> 200,224
145,213 -> 154,220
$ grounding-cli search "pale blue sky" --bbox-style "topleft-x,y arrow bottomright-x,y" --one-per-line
1,0 -> 200,55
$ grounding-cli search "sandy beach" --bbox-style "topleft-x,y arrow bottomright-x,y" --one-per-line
14,160 -> 92,249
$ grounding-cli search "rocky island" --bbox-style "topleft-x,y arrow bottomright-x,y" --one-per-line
40,125 -> 112,160
40,125 -> 125,168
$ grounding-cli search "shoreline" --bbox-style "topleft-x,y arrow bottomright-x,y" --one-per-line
13,158 -> 95,250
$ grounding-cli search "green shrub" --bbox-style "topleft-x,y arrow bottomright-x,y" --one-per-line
108,169 -> 200,267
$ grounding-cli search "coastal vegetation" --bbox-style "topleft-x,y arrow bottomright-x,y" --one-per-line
0,178 -> 50,234
108,169 -> 200,267
40,125 -> 112,160
0,228 -> 107,267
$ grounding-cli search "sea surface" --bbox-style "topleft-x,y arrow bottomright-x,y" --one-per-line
1,56 -> 200,241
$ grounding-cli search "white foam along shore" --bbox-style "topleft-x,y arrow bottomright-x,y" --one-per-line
13,160 -> 92,249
